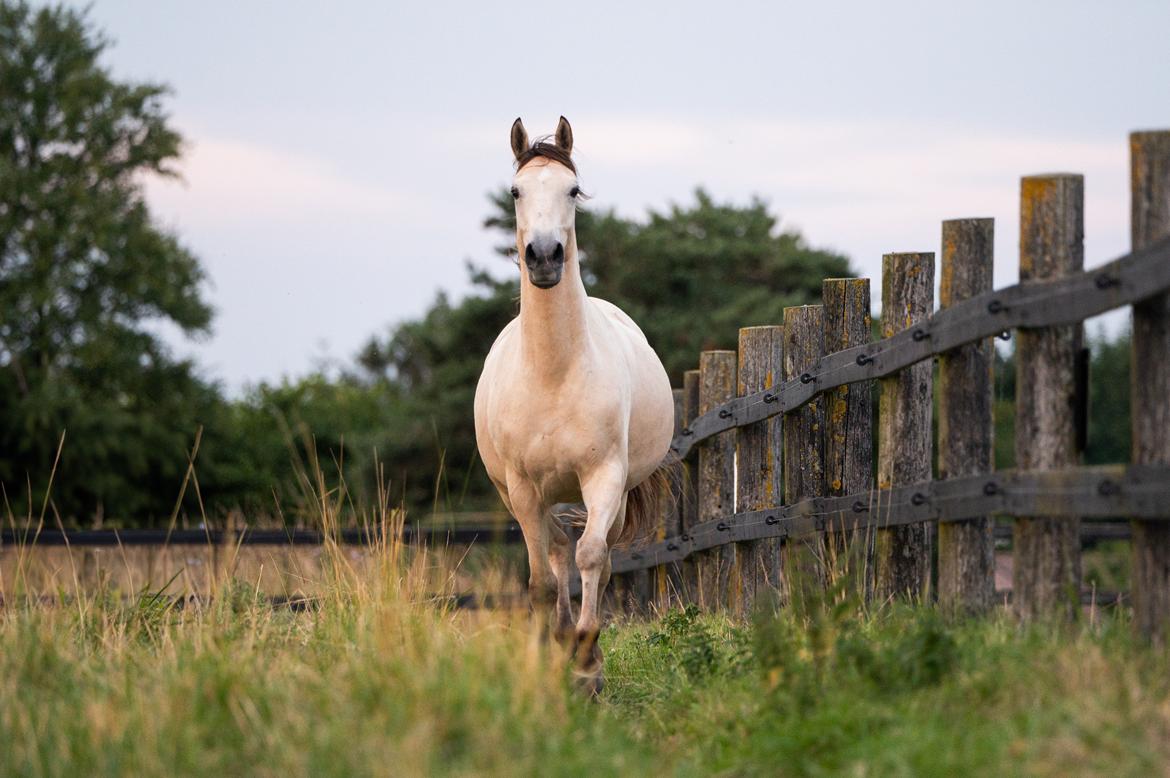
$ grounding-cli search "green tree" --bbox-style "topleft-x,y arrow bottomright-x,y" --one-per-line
581,190 -> 850,380
352,266 -> 519,513
0,2 -> 215,521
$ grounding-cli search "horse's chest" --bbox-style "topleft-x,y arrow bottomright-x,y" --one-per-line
494,385 -> 619,476
505,413 -> 610,466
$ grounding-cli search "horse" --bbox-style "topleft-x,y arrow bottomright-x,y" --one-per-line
473,116 -> 675,694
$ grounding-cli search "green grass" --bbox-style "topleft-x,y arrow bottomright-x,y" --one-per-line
3,563 -> 1169,777
605,602 -> 1170,776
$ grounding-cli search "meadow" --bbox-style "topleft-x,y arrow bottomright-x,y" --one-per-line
3,521 -> 1168,777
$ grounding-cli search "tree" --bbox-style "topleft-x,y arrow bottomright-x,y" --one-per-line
352,265 -> 519,513
0,2 -> 214,520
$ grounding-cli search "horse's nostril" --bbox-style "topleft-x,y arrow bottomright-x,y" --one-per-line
525,238 -> 564,267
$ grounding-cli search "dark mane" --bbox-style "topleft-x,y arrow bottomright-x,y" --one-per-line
515,136 -> 576,173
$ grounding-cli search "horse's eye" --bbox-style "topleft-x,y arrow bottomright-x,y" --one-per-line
510,186 -> 520,199
569,186 -> 580,198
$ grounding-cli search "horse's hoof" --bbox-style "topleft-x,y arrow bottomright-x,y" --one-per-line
572,669 -> 604,699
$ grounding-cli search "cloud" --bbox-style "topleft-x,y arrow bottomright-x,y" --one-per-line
519,114 -> 1131,334
142,134 -> 421,227
535,113 -> 1129,267
566,115 -> 1122,194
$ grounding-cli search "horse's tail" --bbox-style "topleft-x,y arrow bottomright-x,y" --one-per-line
616,455 -> 682,549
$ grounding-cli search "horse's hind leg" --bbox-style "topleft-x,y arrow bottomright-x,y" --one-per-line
574,465 -> 627,695
547,518 -> 575,645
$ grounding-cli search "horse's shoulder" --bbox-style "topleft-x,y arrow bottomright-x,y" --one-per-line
485,316 -> 521,358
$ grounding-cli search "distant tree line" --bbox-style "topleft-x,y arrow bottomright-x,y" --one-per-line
0,3 -> 1134,527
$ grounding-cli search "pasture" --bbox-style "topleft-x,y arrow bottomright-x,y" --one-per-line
3,528 -> 1170,777
4,125 -> 1170,776
2,514 -> 1170,776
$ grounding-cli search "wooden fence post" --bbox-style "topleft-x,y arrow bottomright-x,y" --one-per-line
608,553 -> 630,615
782,306 -> 825,604
938,219 -> 996,614
627,550 -> 651,615
736,326 -> 784,614
1014,174 -> 1084,622
822,279 -> 873,592
875,252 -> 934,602
698,350 -> 737,611
1130,131 -> 1170,640
680,369 -> 701,604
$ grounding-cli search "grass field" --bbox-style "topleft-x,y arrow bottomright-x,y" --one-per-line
3,529 -> 1169,777
2,460 -> 1164,776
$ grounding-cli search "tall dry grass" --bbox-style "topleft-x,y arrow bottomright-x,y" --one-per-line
0,447 -> 658,777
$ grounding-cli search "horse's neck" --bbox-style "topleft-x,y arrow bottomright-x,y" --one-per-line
519,242 -> 590,383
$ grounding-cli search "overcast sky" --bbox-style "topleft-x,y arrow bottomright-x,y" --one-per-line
66,1 -> 1170,391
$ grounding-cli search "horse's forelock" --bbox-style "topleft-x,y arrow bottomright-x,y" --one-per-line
515,137 -> 576,174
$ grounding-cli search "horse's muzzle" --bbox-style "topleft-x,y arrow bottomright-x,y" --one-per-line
525,239 -> 564,289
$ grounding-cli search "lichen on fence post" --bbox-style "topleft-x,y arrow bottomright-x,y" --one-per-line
698,350 -> 737,611
782,305 -> 826,605
938,220 -> 996,615
1014,174 -> 1084,622
1129,130 -> 1170,640
875,253 -> 934,602
822,278 -> 873,594
736,325 -> 784,614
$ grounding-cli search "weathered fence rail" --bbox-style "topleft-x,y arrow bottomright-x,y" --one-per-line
614,129 -> 1170,637
609,465 -> 1170,573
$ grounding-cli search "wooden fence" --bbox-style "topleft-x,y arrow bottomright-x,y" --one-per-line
608,129 -> 1170,638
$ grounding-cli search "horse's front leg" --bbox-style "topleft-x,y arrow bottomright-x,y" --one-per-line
506,475 -> 556,627
574,463 -> 627,695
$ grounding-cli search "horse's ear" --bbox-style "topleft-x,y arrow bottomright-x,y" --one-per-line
555,116 -> 573,155
510,118 -> 528,160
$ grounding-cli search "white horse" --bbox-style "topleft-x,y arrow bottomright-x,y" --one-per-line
474,116 -> 675,692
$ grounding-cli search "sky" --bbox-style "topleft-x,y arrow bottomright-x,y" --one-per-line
64,1 -> 1170,392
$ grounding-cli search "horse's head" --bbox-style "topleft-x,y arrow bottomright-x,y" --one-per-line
509,116 -> 582,290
